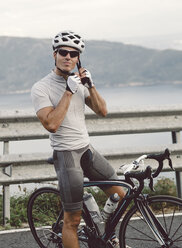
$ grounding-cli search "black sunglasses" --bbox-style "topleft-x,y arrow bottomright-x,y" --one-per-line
58,48 -> 79,58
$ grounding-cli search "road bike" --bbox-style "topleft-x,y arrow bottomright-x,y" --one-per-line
27,148 -> 182,247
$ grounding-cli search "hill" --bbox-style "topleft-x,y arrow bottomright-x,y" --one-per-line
0,36 -> 182,93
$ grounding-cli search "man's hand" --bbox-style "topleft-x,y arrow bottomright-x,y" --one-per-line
80,69 -> 95,89
66,74 -> 81,94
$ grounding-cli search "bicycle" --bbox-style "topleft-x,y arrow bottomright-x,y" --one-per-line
27,148 -> 182,248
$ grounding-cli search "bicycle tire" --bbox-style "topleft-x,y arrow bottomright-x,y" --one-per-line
27,187 -> 99,248
119,195 -> 182,248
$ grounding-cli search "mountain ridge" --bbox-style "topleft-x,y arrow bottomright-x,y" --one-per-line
0,36 -> 182,93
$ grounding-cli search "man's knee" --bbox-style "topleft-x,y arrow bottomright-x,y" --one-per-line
63,210 -> 82,229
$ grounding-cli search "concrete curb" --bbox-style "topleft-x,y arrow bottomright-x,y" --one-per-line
0,228 -> 31,234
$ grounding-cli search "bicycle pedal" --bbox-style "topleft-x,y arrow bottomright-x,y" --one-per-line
106,240 -> 119,248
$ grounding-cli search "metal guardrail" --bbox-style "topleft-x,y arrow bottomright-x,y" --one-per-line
0,105 -> 182,225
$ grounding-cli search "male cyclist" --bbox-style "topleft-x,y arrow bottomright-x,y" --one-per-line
31,30 -> 125,248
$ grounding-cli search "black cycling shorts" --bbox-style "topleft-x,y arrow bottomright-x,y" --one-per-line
53,144 -> 118,212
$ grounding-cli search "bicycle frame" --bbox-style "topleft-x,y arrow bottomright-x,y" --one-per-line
83,179 -> 134,243
29,149 -> 176,248
83,179 -> 171,247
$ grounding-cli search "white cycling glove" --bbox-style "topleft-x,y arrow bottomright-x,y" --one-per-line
66,74 -> 81,94
81,70 -> 95,89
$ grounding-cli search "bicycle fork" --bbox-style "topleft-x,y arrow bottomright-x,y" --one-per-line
136,195 -> 173,248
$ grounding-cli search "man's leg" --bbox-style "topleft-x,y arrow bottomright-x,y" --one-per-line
103,185 -> 125,200
80,146 -> 126,200
62,210 -> 82,248
53,149 -> 85,248
82,146 -> 126,247
102,186 -> 125,248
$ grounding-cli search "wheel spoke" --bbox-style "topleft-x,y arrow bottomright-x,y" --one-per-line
127,222 -> 156,242
160,201 -> 168,234
168,206 -> 176,235
171,221 -> 182,239
126,236 -> 157,242
120,196 -> 182,248
27,187 -> 96,248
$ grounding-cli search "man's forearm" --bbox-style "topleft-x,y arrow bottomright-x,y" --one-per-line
88,87 -> 107,117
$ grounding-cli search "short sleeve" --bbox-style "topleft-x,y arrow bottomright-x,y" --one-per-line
31,82 -> 53,113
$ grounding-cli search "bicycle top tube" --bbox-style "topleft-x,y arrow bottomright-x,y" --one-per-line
83,179 -> 133,197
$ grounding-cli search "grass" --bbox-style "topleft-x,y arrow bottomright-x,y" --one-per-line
0,178 -> 177,229
0,194 -> 30,229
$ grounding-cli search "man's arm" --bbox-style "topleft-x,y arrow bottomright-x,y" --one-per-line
85,87 -> 107,117
79,68 -> 108,117
35,74 -> 81,133
37,90 -> 73,133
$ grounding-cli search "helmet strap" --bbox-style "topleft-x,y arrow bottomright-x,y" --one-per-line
77,58 -> 82,70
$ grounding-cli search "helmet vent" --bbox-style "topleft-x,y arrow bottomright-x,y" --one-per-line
54,39 -> 59,43
68,35 -> 75,39
75,35 -> 81,39
74,40 -> 80,44
62,37 -> 68,41
62,32 -> 69,36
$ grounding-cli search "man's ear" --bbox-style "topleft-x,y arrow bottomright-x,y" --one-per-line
53,52 -> 57,59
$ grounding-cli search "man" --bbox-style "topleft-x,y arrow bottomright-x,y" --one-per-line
31,30 -> 125,248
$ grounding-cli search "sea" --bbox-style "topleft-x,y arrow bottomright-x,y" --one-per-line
1,83 -> 182,195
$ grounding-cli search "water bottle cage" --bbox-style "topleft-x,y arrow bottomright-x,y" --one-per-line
104,213 -> 114,230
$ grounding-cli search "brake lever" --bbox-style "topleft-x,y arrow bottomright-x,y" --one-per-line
149,176 -> 155,192
164,149 -> 174,171
145,166 -> 155,192
125,173 -> 135,187
168,157 -> 174,170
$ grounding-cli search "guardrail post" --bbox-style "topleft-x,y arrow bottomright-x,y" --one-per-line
172,131 -> 182,198
3,141 -> 10,225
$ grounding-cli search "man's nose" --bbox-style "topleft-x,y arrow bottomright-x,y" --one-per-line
65,53 -> 71,59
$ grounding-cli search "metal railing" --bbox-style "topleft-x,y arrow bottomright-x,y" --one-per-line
1,105 -> 182,225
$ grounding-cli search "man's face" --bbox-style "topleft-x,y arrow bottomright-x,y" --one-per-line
54,46 -> 79,72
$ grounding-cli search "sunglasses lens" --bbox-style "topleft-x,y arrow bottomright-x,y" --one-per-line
58,49 -> 68,57
70,51 -> 79,58
58,49 -> 79,58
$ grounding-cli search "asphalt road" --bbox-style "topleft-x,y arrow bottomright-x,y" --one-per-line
0,230 -> 39,248
0,216 -> 181,248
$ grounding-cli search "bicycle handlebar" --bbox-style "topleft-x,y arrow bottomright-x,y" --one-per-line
120,148 -> 174,192
146,148 -> 173,178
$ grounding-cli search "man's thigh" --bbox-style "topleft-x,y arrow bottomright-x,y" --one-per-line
53,149 -> 84,212
81,145 -> 118,181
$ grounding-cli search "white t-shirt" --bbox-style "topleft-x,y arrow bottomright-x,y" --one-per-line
31,70 -> 90,151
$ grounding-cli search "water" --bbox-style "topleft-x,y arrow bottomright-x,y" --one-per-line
1,83 -> 182,110
0,84 -> 181,195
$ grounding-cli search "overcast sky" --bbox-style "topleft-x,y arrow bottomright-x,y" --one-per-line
1,0 -> 182,41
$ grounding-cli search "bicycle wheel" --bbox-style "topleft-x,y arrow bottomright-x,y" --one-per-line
27,187 -> 99,248
119,195 -> 182,248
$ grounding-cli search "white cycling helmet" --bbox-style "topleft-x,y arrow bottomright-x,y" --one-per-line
52,30 -> 85,53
